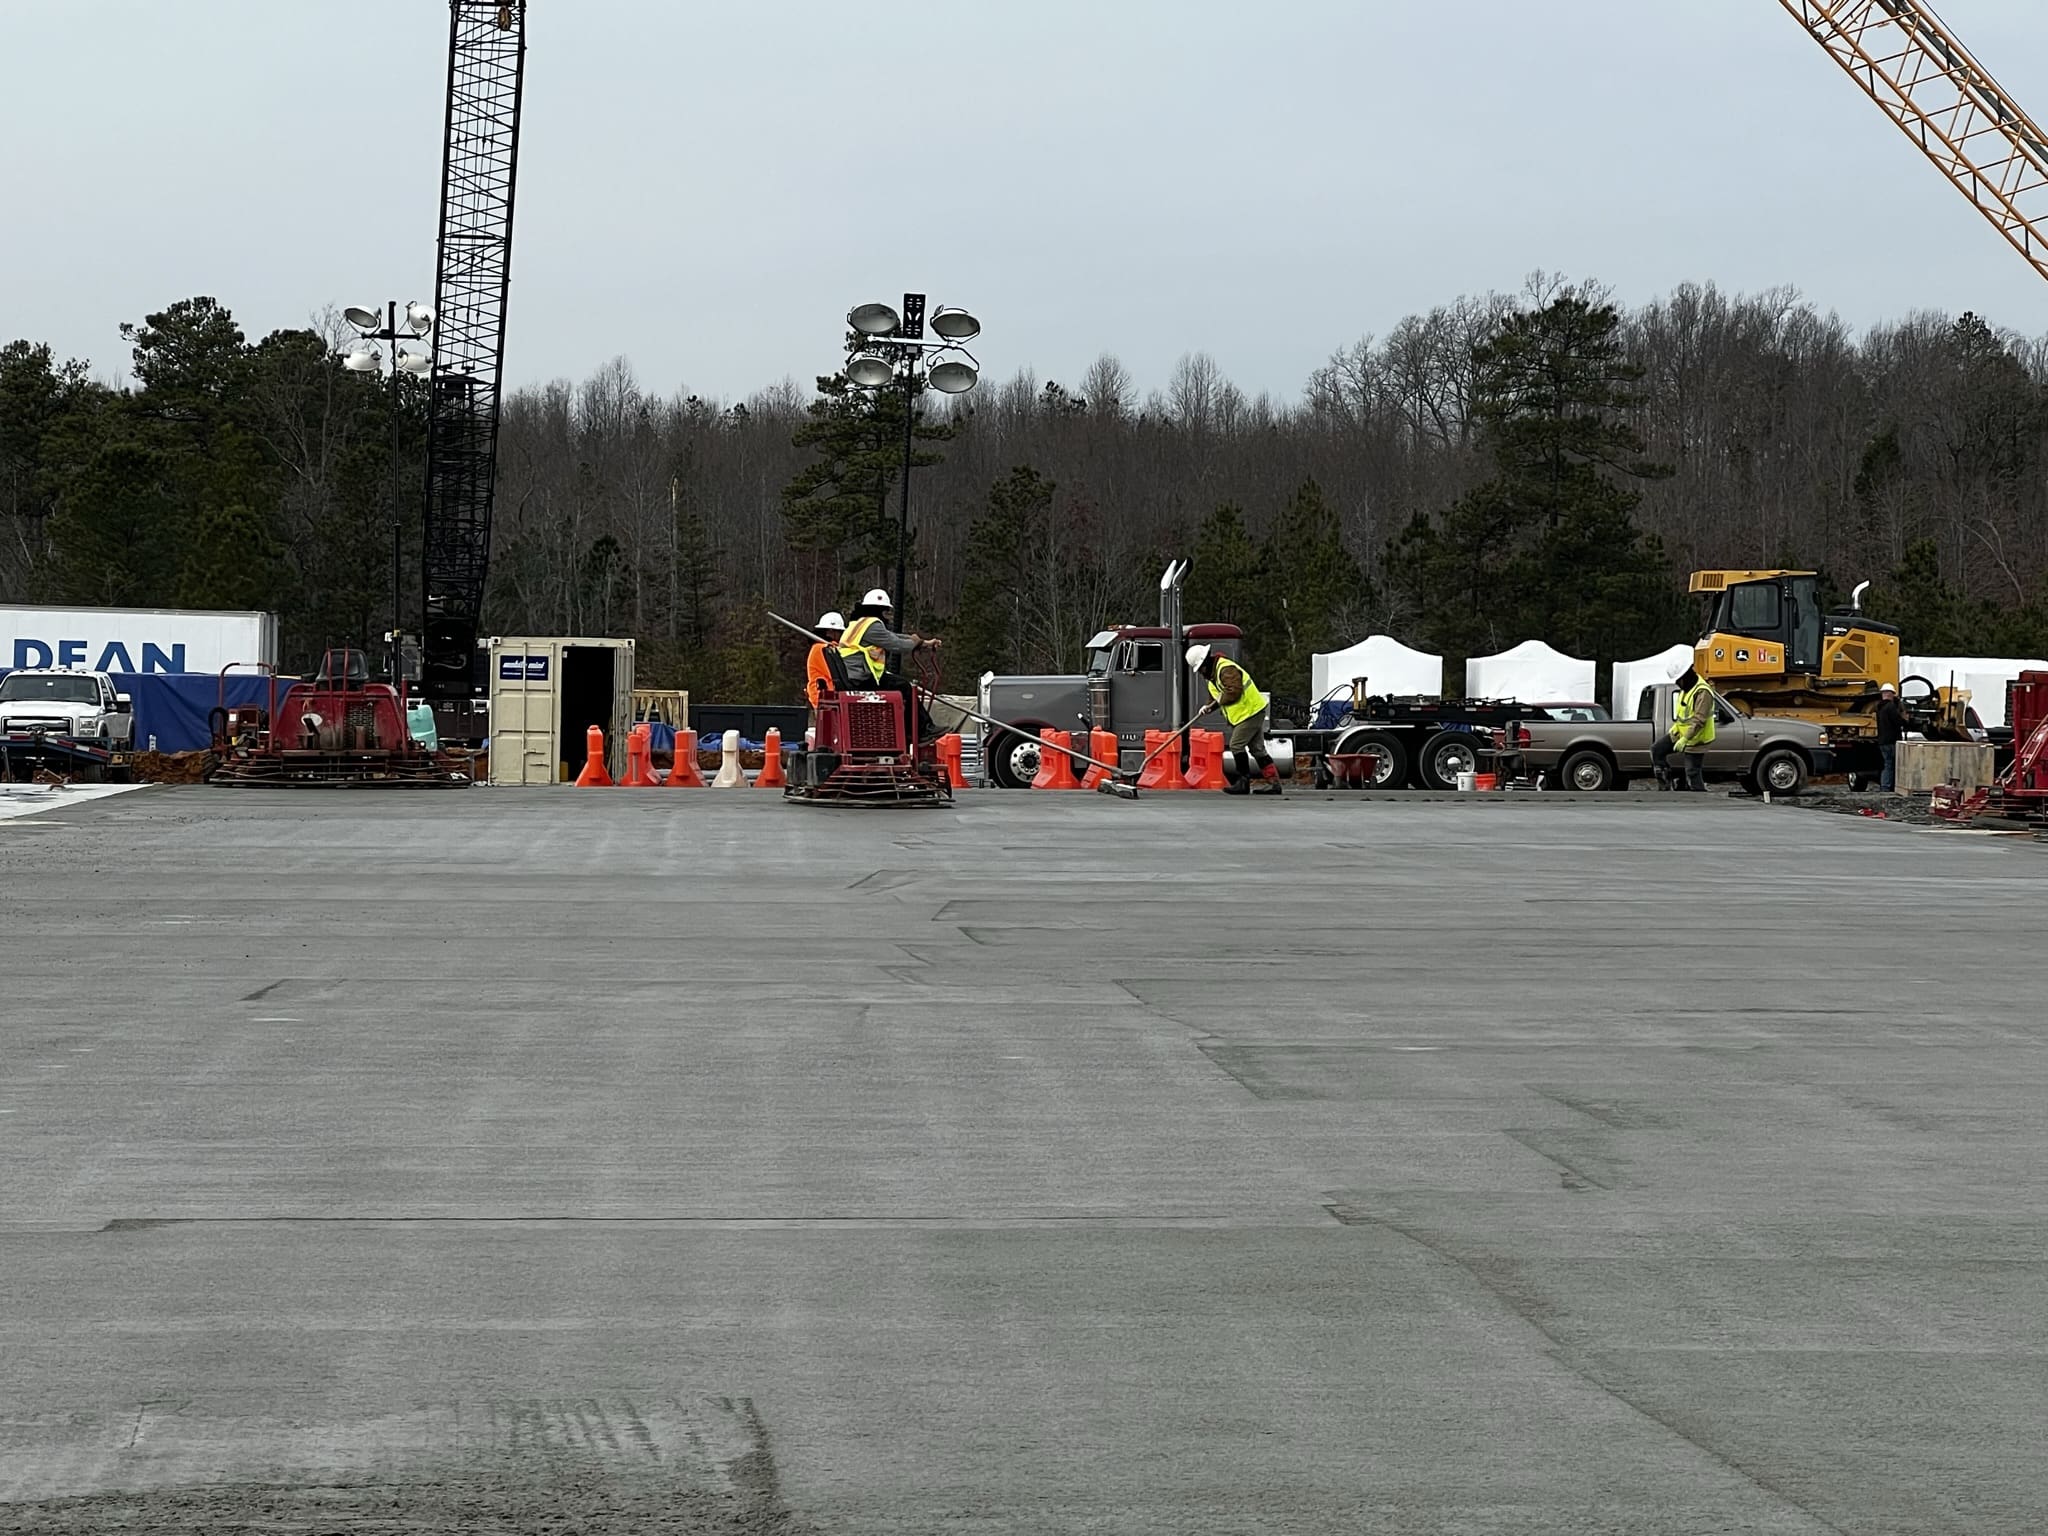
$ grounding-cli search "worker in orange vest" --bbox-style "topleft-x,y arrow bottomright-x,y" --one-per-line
806,611 -> 845,709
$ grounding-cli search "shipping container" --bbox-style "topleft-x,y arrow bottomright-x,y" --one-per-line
486,636 -> 635,785
2,604 -> 277,676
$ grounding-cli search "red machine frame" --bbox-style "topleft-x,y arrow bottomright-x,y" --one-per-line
208,650 -> 469,788
785,653 -> 952,807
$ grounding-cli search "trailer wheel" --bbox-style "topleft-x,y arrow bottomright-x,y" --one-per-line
1754,748 -> 1807,796
1559,749 -> 1615,792
1418,730 -> 1481,791
1335,729 -> 1407,789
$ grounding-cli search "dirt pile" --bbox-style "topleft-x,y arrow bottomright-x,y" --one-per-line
129,750 -> 217,785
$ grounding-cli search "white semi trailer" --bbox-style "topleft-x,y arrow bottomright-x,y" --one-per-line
2,604 -> 278,676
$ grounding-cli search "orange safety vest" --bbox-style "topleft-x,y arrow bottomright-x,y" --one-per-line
806,642 -> 838,707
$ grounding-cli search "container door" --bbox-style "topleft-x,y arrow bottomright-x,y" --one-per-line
488,641 -> 562,785
613,642 -> 636,775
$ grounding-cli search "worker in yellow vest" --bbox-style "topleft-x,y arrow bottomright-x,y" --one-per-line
1187,644 -> 1280,796
1652,665 -> 1718,791
837,587 -> 941,737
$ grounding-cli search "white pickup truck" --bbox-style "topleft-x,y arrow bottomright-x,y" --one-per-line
0,668 -> 135,748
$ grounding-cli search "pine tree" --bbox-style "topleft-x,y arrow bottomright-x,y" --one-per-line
1387,293 -> 1678,670
1256,479 -> 1366,702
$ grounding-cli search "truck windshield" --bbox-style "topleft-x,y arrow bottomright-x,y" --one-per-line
0,675 -> 99,704
1087,647 -> 1115,677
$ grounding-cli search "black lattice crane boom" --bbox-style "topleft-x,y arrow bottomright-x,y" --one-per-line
1778,0 -> 2048,285
420,0 -> 527,701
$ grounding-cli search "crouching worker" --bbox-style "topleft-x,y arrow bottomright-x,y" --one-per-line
1186,644 -> 1280,796
1652,665 -> 1716,791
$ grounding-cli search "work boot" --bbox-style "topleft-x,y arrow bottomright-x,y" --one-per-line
1223,776 -> 1252,796
1254,762 -> 1282,796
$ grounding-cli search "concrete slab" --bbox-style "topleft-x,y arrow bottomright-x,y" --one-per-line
2,787 -> 2045,1532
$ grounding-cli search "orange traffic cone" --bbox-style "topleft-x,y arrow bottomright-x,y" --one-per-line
935,733 -> 967,789
755,727 -> 787,788
1078,729 -> 1119,789
620,723 -> 659,786
1031,728 -> 1083,790
574,725 -> 613,787
1183,729 -> 1226,791
666,728 -> 704,787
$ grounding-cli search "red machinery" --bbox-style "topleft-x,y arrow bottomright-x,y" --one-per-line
785,654 -> 952,807
1931,671 -> 2048,824
209,650 -> 469,788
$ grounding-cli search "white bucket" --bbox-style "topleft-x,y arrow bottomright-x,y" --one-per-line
1455,771 -> 1477,792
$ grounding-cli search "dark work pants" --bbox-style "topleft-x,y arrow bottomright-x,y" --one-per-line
1651,735 -> 1705,790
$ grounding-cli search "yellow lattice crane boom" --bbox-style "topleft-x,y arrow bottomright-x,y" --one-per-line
1777,0 -> 2048,284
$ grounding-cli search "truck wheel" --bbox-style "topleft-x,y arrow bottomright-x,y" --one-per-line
1559,749 -> 1615,792
986,723 -> 1047,788
1418,730 -> 1480,791
1754,748 -> 1807,796
1336,729 -> 1407,789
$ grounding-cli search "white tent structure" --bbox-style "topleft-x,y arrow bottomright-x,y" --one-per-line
1900,655 -> 2048,729
1610,644 -> 1695,721
1465,640 -> 1594,703
1311,636 -> 1444,703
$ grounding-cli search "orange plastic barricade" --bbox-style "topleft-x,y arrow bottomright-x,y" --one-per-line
755,727 -> 787,788
1137,729 -> 1189,791
1078,729 -> 1119,789
574,725 -> 613,787
935,733 -> 967,789
620,723 -> 659,787
1183,729 -> 1226,791
1030,728 -> 1083,790
666,728 -> 705,787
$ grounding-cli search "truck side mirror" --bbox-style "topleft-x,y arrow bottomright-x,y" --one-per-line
114,694 -> 133,712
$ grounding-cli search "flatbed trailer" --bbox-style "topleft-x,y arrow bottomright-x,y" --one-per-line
0,730 -> 124,782
1278,696 -> 1541,790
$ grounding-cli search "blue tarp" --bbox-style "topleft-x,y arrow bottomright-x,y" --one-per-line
0,670 -> 300,754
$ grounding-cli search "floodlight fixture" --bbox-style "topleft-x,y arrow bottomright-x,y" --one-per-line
846,351 -> 897,388
343,305 -> 383,332
397,348 -> 432,374
848,302 -> 901,336
404,301 -> 434,334
343,345 -> 382,372
926,357 -> 979,394
928,305 -> 980,342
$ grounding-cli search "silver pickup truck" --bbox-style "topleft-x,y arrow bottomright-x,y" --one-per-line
1504,683 -> 1833,793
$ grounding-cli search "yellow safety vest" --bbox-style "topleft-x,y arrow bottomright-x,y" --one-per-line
1673,680 -> 1717,750
1208,658 -> 1268,726
836,616 -> 887,685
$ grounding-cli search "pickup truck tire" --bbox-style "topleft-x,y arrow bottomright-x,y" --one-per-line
986,722 -> 1049,788
1753,748 -> 1807,796
1559,748 -> 1617,792
1418,729 -> 1481,791
1334,728 -> 1407,789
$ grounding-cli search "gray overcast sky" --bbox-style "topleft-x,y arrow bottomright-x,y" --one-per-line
4,0 -> 2046,403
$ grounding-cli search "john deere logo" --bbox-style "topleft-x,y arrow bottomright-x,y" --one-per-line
1736,648 -> 1751,663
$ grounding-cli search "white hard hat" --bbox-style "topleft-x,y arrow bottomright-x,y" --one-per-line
1879,683 -> 1896,694
817,611 -> 846,631
1185,643 -> 1211,670
861,587 -> 893,608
